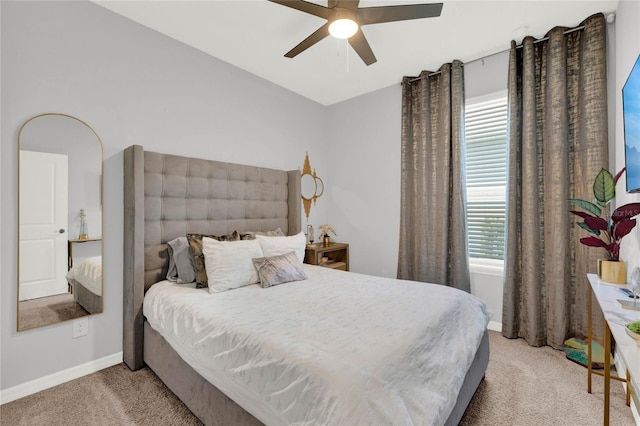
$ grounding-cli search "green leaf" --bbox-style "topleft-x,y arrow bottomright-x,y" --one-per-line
577,221 -> 601,236
593,168 -> 615,204
568,199 -> 602,217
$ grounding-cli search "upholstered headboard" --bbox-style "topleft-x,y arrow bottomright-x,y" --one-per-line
123,145 -> 301,370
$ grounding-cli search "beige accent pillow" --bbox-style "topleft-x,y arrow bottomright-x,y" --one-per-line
252,251 -> 308,288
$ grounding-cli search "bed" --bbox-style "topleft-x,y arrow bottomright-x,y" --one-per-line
123,145 -> 490,426
66,256 -> 102,314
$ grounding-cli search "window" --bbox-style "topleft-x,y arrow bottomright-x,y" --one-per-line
465,92 -> 508,264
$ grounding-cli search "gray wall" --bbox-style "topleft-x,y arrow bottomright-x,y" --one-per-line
325,51 -> 509,325
1,0 -> 328,390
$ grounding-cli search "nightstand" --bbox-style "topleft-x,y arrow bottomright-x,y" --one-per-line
304,242 -> 349,271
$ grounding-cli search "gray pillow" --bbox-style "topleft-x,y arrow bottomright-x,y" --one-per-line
166,237 -> 196,284
252,251 -> 308,288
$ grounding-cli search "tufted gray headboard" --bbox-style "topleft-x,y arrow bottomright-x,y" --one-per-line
123,145 -> 301,370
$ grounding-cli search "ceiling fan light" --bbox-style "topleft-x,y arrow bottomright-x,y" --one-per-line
329,18 -> 358,39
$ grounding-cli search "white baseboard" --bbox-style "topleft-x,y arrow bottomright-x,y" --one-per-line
0,352 -> 122,405
487,321 -> 502,332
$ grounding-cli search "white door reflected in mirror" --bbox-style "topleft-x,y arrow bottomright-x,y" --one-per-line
19,151 -> 69,300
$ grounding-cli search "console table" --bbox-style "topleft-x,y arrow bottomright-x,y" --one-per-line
587,273 -> 640,425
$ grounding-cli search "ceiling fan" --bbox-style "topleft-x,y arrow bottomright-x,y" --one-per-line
268,0 -> 443,66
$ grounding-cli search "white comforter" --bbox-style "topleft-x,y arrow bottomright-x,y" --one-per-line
65,256 -> 102,295
143,265 -> 489,426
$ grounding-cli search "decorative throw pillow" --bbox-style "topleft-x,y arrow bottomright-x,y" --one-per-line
187,231 -> 240,288
166,236 -> 196,284
239,227 -> 286,240
256,232 -> 306,263
202,238 -> 263,293
252,251 -> 308,288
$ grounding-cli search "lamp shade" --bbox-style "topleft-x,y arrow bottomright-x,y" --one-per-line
329,18 -> 358,39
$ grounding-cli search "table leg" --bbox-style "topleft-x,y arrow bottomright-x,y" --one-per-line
587,286 -> 593,393
604,320 -> 611,426
626,370 -> 631,407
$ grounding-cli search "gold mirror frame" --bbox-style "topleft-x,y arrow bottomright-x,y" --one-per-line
301,152 -> 324,219
17,113 -> 104,331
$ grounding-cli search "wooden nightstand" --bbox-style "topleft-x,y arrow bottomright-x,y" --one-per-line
304,242 -> 349,271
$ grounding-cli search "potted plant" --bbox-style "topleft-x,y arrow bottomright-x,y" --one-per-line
569,167 -> 640,284
318,224 -> 336,247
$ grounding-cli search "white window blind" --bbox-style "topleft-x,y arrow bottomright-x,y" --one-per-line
465,94 -> 508,261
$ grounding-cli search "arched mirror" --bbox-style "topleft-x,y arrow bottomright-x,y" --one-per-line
18,113 -> 103,331
301,152 -> 324,220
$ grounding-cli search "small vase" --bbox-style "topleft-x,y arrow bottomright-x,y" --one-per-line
79,221 -> 88,240
323,235 -> 331,246
597,259 -> 627,284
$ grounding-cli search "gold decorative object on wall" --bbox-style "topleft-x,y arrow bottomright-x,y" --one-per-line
300,152 -> 324,220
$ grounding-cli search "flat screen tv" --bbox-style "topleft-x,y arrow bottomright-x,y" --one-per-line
623,54 -> 640,192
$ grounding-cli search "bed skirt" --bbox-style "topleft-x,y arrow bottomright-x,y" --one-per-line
143,321 -> 489,426
69,278 -> 102,314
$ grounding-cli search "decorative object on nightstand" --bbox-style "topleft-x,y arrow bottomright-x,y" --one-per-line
318,224 -> 336,247
304,242 -> 349,271
569,168 -> 640,284
300,152 -> 324,220
78,208 -> 88,240
306,224 -> 314,244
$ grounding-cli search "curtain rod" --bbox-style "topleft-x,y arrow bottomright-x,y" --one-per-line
406,24 -> 586,84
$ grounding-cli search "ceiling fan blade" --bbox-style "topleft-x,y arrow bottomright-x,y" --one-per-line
268,0 -> 333,20
358,3 -> 443,25
328,0 -> 339,8
335,0 -> 360,11
348,29 -> 377,65
284,23 -> 331,58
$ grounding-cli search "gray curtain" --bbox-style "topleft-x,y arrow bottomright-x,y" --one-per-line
502,14 -> 609,348
398,61 -> 470,292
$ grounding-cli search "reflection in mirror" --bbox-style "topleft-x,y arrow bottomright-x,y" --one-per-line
300,152 -> 323,220
301,173 -> 317,200
315,176 -> 324,198
18,113 -> 103,331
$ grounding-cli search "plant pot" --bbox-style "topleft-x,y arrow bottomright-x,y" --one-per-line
323,235 -> 331,246
597,259 -> 627,284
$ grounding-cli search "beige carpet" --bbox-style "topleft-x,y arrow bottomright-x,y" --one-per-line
0,331 -> 636,425
18,293 -> 89,331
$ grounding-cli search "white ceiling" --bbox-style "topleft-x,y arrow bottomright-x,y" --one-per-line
93,0 -> 619,106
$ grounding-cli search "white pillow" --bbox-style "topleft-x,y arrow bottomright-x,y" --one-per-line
202,237 -> 264,293
255,232 -> 306,263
